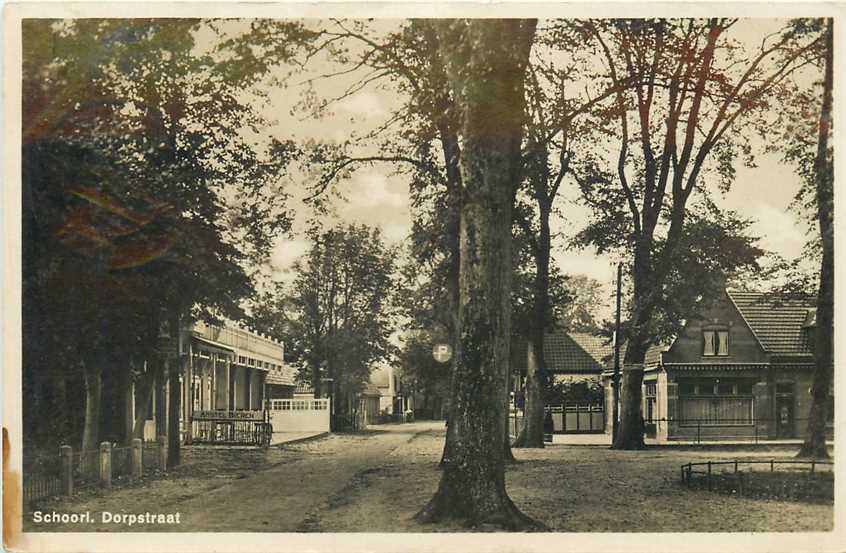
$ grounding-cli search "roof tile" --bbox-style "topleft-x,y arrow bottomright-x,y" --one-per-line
727,290 -> 815,355
513,331 -> 612,374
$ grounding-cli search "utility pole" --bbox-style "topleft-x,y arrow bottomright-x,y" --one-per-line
612,263 -> 622,443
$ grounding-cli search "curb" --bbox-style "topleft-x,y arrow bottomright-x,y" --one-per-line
271,432 -> 330,447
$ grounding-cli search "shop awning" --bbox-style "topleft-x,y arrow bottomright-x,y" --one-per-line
193,335 -> 236,356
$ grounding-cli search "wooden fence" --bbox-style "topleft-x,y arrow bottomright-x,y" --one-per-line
23,437 -> 167,507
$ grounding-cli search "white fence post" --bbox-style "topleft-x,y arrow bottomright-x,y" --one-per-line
99,442 -> 112,488
131,438 -> 143,480
60,445 -> 73,496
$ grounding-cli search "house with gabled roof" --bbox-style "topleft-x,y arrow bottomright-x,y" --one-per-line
513,331 -> 613,385
601,288 -> 831,442
512,331 -> 612,433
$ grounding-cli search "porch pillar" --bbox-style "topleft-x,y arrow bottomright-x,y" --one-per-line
185,343 -> 194,444
210,353 -> 217,411
215,355 -> 228,409
246,368 -> 253,410
228,358 -> 234,410
665,380 -> 677,442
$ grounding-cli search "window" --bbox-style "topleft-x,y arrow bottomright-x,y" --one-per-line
776,382 -> 794,395
703,330 -> 729,356
697,379 -> 715,395
679,397 -> 753,425
717,382 -> 734,395
645,383 -> 657,423
677,377 -> 756,425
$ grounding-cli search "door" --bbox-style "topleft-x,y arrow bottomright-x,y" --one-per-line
775,383 -> 794,438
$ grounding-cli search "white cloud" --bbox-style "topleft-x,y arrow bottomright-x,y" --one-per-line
269,238 -> 310,280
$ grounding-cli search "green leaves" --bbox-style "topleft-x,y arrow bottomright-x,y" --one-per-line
22,18 -> 303,420
254,224 -> 397,395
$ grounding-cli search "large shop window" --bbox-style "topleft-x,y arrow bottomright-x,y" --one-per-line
703,329 -> 729,356
678,377 -> 755,425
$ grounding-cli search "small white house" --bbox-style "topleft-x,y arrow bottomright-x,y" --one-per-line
370,365 -> 413,416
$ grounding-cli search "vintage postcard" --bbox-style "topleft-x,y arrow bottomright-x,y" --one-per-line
3,2 -> 845,552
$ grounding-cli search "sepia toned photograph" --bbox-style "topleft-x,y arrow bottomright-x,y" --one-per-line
2,4 -> 843,552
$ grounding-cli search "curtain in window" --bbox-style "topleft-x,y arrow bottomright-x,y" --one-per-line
703,331 -> 715,355
679,398 -> 753,424
717,331 -> 729,355
703,330 -> 729,356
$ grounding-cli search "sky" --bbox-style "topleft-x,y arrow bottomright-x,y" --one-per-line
233,18 -> 817,322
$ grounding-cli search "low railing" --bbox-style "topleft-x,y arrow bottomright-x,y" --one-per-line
191,419 -> 273,446
680,459 -> 834,493
23,439 -> 165,508
646,416 -> 831,443
22,451 -> 62,506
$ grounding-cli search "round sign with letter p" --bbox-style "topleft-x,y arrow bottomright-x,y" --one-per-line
433,343 -> 452,363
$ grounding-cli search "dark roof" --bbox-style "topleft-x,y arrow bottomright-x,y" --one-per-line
727,290 -> 815,355
513,331 -> 611,374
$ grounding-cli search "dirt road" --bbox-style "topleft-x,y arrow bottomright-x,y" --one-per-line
26,421 -> 832,533
26,421 -> 442,532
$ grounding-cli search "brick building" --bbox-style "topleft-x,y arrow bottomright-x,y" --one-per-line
602,289 -> 833,442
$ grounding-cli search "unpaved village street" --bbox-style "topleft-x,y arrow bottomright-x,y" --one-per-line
27,421 -> 833,533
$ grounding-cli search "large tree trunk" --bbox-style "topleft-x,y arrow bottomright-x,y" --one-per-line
167,357 -> 181,468
515,202 -> 551,448
415,19 -> 543,530
312,365 -> 322,399
420,19 -> 463,470
613,245 -> 653,450
132,359 -> 159,441
613,366 -> 646,450
121,363 -> 134,445
612,318 -> 650,450
80,361 -> 102,475
514,341 -> 545,447
798,18 -> 833,460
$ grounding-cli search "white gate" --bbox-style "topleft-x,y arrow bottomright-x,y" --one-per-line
266,399 -> 330,432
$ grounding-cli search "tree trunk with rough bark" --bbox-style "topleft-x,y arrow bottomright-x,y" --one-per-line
167,356 -> 181,468
80,361 -> 102,475
419,19 -> 463,470
798,18 -> 833,460
312,365 -> 322,399
415,19 -> 543,530
613,319 -> 650,450
514,200 -> 551,449
613,245 -> 653,450
132,360 -> 160,441
613,366 -> 646,450
514,341 -> 545,447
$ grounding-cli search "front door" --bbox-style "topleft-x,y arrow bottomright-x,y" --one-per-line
775,385 -> 794,438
